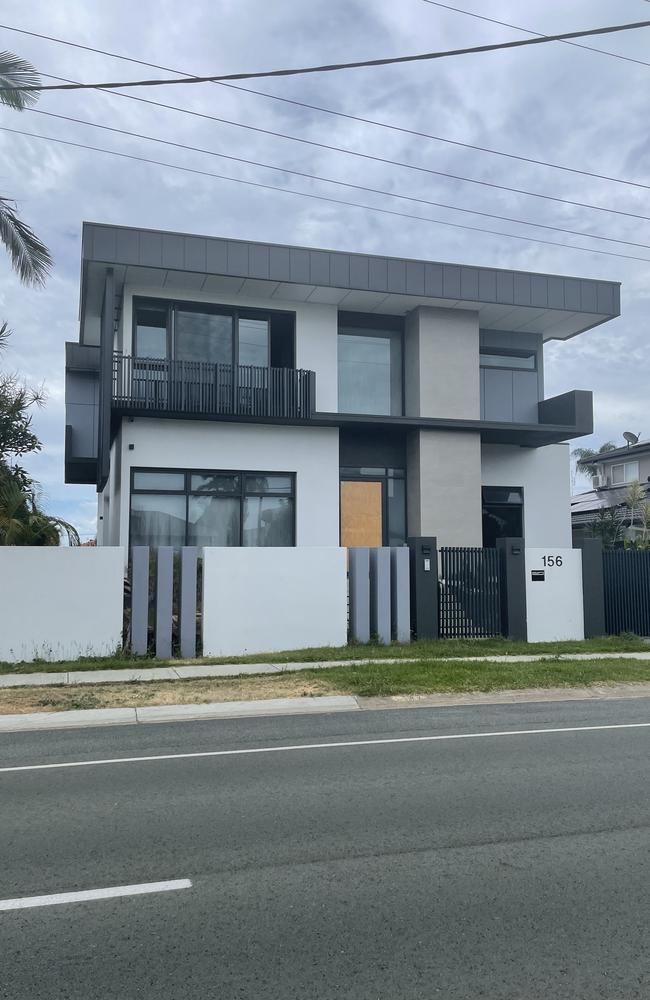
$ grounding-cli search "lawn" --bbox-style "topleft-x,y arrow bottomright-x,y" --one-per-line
3,656 -> 650,714
0,634 -> 646,676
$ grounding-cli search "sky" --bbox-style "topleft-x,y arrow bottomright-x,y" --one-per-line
0,0 -> 648,539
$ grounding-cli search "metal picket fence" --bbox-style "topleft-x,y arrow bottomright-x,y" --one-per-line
439,546 -> 503,639
603,549 -> 650,636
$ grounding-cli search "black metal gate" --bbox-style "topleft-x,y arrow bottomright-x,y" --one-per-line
603,550 -> 650,636
439,547 -> 503,639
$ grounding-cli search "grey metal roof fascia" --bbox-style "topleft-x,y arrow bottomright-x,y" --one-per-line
79,222 -> 621,322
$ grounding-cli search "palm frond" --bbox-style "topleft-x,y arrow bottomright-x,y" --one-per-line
0,321 -> 10,355
0,196 -> 52,286
0,51 -> 41,110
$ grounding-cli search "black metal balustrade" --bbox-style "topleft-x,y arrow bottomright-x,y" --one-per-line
112,354 -> 316,420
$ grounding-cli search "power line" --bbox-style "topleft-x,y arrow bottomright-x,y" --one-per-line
27,106 -> 650,227
2,124 -> 649,264
420,0 -> 650,69
2,19 -> 650,95
23,106 -> 650,249
2,24 -> 648,193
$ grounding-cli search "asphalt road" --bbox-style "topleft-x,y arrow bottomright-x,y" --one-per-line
1,697 -> 649,999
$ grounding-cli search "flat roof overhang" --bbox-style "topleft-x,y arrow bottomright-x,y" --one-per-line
80,223 -> 621,345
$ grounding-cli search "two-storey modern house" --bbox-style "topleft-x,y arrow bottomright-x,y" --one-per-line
64,223 -> 620,552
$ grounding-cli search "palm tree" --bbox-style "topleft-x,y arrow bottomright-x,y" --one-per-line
0,51 -> 52,286
0,471 -> 79,546
572,441 -> 617,481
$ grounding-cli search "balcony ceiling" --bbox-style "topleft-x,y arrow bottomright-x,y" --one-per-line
80,223 -> 621,345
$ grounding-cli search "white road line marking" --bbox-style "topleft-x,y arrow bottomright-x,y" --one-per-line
0,721 -> 649,774
0,879 -> 192,912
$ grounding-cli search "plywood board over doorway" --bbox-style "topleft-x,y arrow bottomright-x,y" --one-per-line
340,481 -> 382,548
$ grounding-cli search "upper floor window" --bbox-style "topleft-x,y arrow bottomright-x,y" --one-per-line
611,461 -> 639,485
133,298 -> 291,369
480,351 -> 536,370
338,315 -> 403,416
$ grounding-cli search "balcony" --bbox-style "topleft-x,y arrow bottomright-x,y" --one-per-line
112,355 -> 316,421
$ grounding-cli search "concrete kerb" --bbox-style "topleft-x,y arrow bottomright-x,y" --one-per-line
3,683 -> 650,733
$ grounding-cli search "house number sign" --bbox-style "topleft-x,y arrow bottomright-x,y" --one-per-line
541,555 -> 563,567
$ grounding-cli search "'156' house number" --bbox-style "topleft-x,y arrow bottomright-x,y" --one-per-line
542,555 -> 563,567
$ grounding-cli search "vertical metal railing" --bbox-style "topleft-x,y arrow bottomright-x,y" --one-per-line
112,354 -> 315,419
439,547 -> 503,638
603,549 -> 650,636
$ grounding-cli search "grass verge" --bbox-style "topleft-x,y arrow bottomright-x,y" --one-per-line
3,657 -> 650,714
0,634 -> 647,676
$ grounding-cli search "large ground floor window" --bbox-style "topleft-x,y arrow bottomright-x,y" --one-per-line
130,468 -> 295,548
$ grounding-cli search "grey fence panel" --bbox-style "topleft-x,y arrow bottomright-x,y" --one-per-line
370,547 -> 391,644
348,548 -> 370,643
179,547 -> 199,659
155,546 -> 174,659
603,550 -> 650,636
439,547 -> 502,639
391,547 -> 411,643
130,546 -> 150,655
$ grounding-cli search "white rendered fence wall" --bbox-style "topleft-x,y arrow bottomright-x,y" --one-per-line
202,547 -> 348,657
525,547 -> 584,642
0,547 -> 125,663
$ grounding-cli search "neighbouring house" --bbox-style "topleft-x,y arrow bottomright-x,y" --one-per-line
572,439 -> 650,540
64,223 -> 620,552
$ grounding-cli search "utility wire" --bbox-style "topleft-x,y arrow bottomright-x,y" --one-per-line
2,24 -> 648,192
27,106 -> 650,226
23,106 -> 650,246
2,124 -> 649,264
421,0 -> 650,69
2,19 -> 650,94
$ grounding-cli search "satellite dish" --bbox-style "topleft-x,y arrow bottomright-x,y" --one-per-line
623,431 -> 640,447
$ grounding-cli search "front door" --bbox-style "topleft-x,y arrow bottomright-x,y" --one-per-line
340,480 -> 383,548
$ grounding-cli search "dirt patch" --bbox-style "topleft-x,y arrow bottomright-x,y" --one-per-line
0,675 -> 338,714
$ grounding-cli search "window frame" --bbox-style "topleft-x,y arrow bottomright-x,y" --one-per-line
611,461 -> 640,485
479,349 -> 537,371
337,312 -> 405,417
132,296 -> 295,369
129,466 -> 296,547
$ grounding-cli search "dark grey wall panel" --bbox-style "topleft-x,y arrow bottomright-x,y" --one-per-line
290,247 -> 310,283
227,241 -> 249,275
483,369 -> 513,422
349,255 -> 369,289
249,244 -> 270,279
116,228 -> 139,265
460,267 -> 479,300
496,270 -> 515,304
184,237 -> 206,272
580,282 -> 598,312
369,256 -> 388,291
269,245 -> 290,281
513,273 -> 531,306
530,275 -> 548,308
513,371 -> 539,423
564,278 -> 581,311
480,367 -> 486,419
310,250 -> 330,285
442,265 -> 461,299
161,233 -> 183,269
387,259 -> 406,293
206,238 -> 228,273
331,253 -> 350,287
406,261 -> 425,295
140,230 -> 163,266
424,263 -> 443,297
547,276 -> 565,309
478,270 -> 497,302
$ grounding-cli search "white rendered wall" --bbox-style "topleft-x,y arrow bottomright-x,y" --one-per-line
111,418 -> 340,549
482,443 -> 573,548
0,547 -> 125,662
122,285 -> 338,411
525,548 -> 584,642
202,547 -> 348,656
